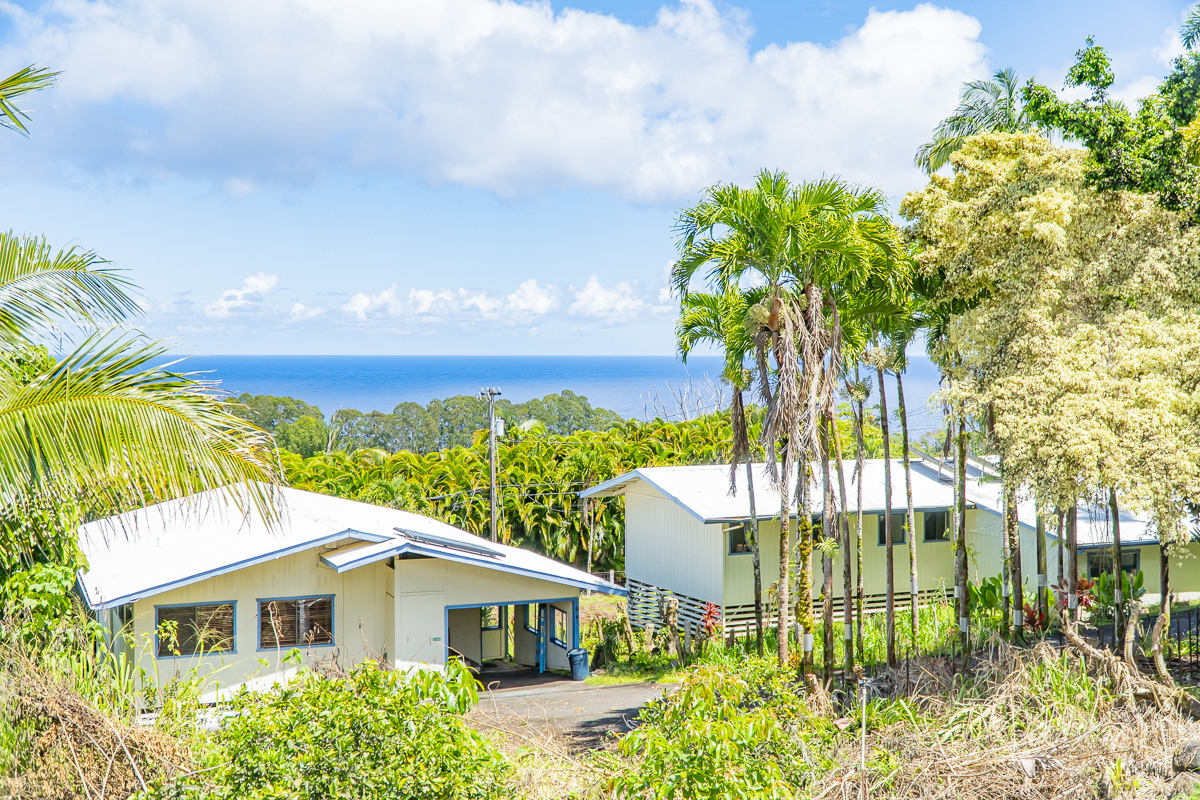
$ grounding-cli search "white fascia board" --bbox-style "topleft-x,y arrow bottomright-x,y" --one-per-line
81,529 -> 391,611
327,539 -> 626,596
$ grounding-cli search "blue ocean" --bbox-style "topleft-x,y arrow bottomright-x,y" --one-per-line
176,354 -> 946,432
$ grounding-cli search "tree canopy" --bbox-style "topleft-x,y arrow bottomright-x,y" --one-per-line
902,132 -> 1200,539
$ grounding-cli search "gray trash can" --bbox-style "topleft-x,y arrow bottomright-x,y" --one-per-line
567,648 -> 589,680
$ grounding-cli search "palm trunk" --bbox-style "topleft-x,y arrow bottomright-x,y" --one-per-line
1056,509 -> 1065,595
877,365 -> 896,667
1160,544 -> 1171,672
853,368 -> 866,657
832,413 -> 854,675
736,388 -> 765,657
1067,505 -> 1079,622
820,416 -> 835,683
796,453 -> 815,673
779,480 -> 792,669
896,370 -> 918,652
1001,510 -> 1011,639
796,450 -> 816,676
1109,487 -> 1124,649
1006,485 -> 1022,642
955,415 -> 969,662
1036,512 -> 1048,633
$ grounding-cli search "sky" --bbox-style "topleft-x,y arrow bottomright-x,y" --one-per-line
0,0 -> 1192,356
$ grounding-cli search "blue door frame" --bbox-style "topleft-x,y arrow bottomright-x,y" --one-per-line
443,597 -> 579,674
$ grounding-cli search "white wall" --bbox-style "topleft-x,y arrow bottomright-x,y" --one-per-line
392,557 -> 580,669
130,549 -> 393,697
447,607 -> 482,664
625,486 -> 723,603
127,548 -> 588,695
514,604 -> 537,666
722,511 -> 961,608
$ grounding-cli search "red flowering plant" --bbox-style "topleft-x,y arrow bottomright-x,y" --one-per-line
699,602 -> 722,640
1053,577 -> 1096,613
1023,601 -> 1048,632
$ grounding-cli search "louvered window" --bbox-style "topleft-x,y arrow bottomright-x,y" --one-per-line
258,596 -> 334,649
156,603 -> 235,657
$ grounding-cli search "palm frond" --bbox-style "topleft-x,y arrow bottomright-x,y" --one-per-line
0,65 -> 58,135
0,331 -> 282,522
1185,4 -> 1200,50
0,232 -> 139,345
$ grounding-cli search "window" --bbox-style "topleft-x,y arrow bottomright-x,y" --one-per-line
877,513 -> 906,546
728,525 -> 750,554
480,605 -> 501,630
550,605 -> 568,648
156,602 -> 234,657
1087,550 -> 1140,580
924,511 -> 950,542
258,596 -> 333,649
524,603 -> 539,633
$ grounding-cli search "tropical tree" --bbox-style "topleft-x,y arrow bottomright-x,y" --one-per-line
676,288 -> 768,654
0,68 -> 280,572
915,68 -> 1038,175
673,170 -> 906,671
903,132 -> 1200,672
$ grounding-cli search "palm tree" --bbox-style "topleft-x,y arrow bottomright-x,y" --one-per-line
914,68 -> 1035,175
0,68 -> 280,553
674,171 -> 905,670
676,288 -> 767,655
1183,4 -> 1200,50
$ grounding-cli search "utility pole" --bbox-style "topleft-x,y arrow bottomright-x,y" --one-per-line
480,387 -> 502,542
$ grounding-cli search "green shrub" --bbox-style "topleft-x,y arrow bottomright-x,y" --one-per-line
147,660 -> 509,800
612,661 -> 829,799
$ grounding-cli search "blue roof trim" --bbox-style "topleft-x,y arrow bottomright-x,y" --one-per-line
323,539 -> 627,596
81,529 -> 391,611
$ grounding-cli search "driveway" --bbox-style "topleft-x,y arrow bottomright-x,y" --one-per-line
471,680 -> 672,750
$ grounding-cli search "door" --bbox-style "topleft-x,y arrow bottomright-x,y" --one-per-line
396,591 -> 446,667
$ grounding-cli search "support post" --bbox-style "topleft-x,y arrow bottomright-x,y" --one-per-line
480,387 -> 502,542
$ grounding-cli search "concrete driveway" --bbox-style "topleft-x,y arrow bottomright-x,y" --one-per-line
471,680 -> 672,750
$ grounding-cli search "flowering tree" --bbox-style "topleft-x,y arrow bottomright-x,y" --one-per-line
903,133 -> 1200,663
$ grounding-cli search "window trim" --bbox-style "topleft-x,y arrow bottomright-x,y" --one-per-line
923,510 -> 951,542
154,600 -> 237,660
549,605 -> 568,649
876,512 -> 907,546
524,603 -> 539,634
480,605 -> 502,631
256,594 -> 336,652
727,524 -> 751,555
1087,549 -> 1141,580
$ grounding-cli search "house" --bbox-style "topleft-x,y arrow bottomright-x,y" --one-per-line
77,485 -> 623,698
1068,504 -> 1200,601
581,456 -> 1054,633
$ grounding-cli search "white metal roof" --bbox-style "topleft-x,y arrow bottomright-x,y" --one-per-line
581,458 -> 1004,523
78,485 -> 624,610
581,457 -> 1154,543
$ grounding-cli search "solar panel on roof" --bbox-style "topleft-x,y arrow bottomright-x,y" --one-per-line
395,528 -> 504,559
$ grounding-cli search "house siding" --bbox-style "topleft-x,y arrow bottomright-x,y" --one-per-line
392,557 -> 580,671
1073,542 -> 1200,602
625,487 -> 722,604
132,549 -> 392,696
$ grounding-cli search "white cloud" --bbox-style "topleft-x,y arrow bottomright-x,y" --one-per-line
569,275 -> 665,322
289,302 -> 324,321
506,279 -> 560,316
204,272 -> 279,318
0,0 -> 988,200
341,285 -> 405,320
